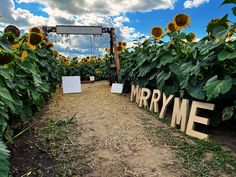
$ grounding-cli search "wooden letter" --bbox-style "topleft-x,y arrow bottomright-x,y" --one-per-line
139,88 -> 151,108
186,101 -> 215,139
159,93 -> 174,118
130,85 -> 141,104
171,98 -> 189,132
149,89 -> 162,113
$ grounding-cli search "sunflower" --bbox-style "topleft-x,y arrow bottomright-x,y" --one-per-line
47,41 -> 54,48
117,45 -> 123,52
43,37 -> 49,43
91,57 -> 97,62
97,58 -> 102,62
63,58 -> 70,65
173,14 -> 190,30
142,39 -> 149,46
27,33 -> 43,50
122,42 -> 127,47
72,59 -> 78,65
4,25 -> 20,38
0,50 -> 15,65
53,51 -> 59,58
209,18 -> 229,28
82,58 -> 89,64
29,26 -> 42,34
207,18 -> 229,36
151,26 -> 164,40
11,41 -> 22,50
118,42 -> 122,46
167,22 -> 177,33
186,32 -> 196,43
20,51 -> 28,61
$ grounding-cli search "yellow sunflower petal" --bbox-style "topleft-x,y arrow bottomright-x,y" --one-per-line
20,51 -> 28,61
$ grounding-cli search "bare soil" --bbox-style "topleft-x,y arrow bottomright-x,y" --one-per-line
9,81 -> 236,176
39,81 -> 186,177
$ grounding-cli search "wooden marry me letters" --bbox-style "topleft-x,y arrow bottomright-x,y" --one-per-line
130,84 -> 215,140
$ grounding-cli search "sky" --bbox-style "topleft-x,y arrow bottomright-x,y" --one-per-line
0,0 -> 235,58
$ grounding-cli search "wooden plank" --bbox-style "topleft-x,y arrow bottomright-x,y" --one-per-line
186,101 -> 215,139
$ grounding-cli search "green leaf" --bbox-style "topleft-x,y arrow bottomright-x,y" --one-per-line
156,71 -> 171,90
36,48 -> 49,57
159,54 -> 174,66
169,63 -> 179,75
218,50 -> 236,61
0,109 -> 8,136
220,0 -> 236,7
222,106 -> 235,121
137,63 -> 156,77
203,75 -> 232,100
187,84 -> 206,100
0,86 -> 14,102
232,7 -> 236,16
0,39 -> 11,51
0,140 -> 9,177
212,26 -> 228,40
0,68 -> 14,80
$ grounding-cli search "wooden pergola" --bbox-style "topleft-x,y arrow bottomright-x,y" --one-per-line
41,25 -> 119,84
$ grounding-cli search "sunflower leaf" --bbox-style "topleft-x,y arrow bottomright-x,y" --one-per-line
220,0 -> 236,7
222,106 -> 235,121
232,7 -> 236,16
203,75 -> 232,100
156,71 -> 171,90
0,86 -> 14,103
0,140 -> 9,177
218,50 -> 236,61
212,26 -> 229,40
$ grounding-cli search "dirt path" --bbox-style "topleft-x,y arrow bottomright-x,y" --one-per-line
41,81 -> 184,177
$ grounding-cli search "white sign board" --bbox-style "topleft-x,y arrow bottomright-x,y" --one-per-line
62,76 -> 81,94
90,76 -> 95,81
56,25 -> 102,35
111,83 -> 123,94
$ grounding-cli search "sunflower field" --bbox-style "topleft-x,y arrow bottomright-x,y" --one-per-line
118,2 -> 236,125
0,25 -> 66,176
64,55 -> 109,81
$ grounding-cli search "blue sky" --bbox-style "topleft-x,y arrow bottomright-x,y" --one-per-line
0,0 -> 235,57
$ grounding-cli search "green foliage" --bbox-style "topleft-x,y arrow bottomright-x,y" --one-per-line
65,57 -> 109,81
0,140 -> 9,177
0,26 -> 66,176
118,9 -> 236,123
203,75 -> 232,100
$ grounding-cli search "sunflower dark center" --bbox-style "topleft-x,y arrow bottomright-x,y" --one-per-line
118,46 -> 123,51
0,53 -> 14,65
175,15 -> 188,26
168,23 -> 175,31
30,34 -> 41,45
152,28 -> 162,37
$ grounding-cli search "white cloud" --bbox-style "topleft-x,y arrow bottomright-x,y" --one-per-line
16,0 -> 176,16
184,0 -> 209,8
0,0 -> 174,57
